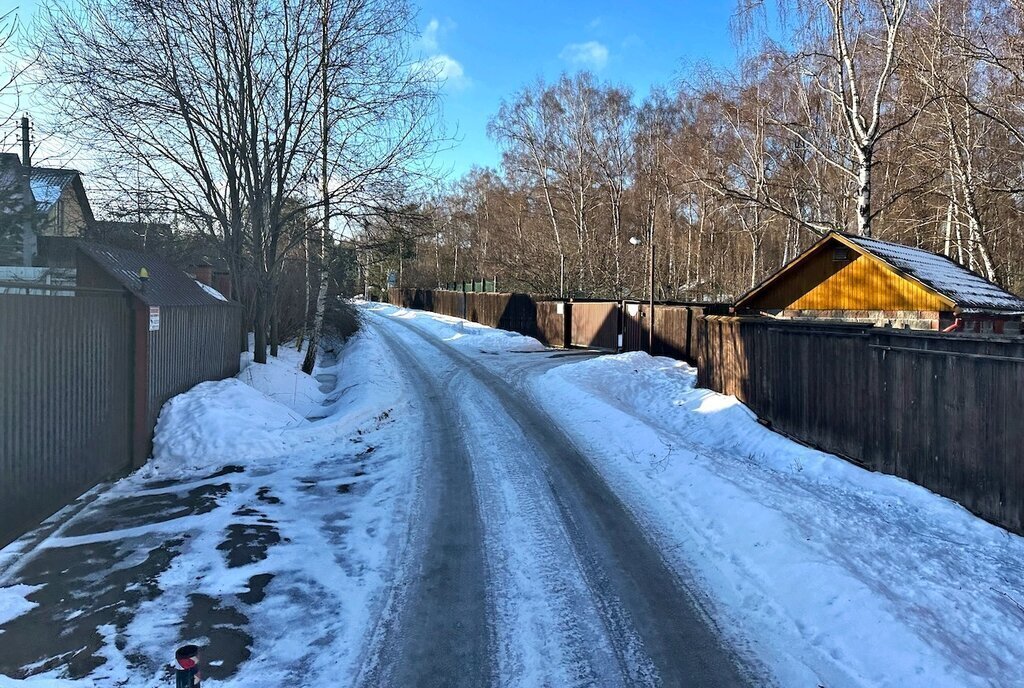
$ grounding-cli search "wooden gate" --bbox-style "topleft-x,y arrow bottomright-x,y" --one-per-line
570,301 -> 619,350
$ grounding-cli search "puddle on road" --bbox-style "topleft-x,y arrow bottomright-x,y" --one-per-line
238,573 -> 275,605
217,521 -> 282,569
179,594 -> 254,680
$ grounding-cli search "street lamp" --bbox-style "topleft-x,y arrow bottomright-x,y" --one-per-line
629,234 -> 655,353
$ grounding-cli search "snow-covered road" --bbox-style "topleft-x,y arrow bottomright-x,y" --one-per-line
2,302 -> 1024,687
360,310 -> 749,687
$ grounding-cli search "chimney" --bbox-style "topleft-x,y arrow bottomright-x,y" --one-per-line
213,271 -> 233,300
191,264 -> 213,286
20,115 -> 30,168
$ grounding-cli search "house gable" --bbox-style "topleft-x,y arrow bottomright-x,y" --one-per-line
738,235 -> 954,312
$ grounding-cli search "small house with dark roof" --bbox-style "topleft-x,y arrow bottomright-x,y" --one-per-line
76,242 -> 241,465
30,166 -> 94,238
0,146 -> 95,266
734,232 -> 1024,334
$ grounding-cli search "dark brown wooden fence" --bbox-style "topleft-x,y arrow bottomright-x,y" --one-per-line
569,301 -> 620,350
621,303 -> 728,363
698,316 -> 1024,533
535,301 -> 570,348
389,288 -> 570,345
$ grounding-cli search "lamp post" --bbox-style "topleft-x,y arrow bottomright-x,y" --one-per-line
629,234 -> 655,353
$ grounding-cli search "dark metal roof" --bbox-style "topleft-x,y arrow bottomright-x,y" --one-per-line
841,233 -> 1024,312
77,242 -> 229,307
29,167 -> 78,212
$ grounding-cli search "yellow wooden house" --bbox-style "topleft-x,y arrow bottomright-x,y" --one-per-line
734,232 -> 1024,334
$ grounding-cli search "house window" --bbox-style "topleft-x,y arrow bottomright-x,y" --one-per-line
832,247 -> 850,262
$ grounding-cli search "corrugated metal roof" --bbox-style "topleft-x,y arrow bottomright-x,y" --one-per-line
843,234 -> 1024,312
29,167 -> 79,212
77,242 -> 229,307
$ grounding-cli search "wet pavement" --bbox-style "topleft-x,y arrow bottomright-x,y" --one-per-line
0,467 -> 273,682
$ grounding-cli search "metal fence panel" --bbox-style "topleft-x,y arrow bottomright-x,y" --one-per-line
0,294 -> 133,546
144,305 -> 243,460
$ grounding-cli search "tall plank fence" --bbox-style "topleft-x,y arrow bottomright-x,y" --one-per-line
389,287 -> 1024,534
698,316 -> 1024,533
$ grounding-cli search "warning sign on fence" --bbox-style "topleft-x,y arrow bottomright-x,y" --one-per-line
149,306 -> 160,332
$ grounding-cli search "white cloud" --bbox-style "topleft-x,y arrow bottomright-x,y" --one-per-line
421,17 -> 456,53
422,18 -> 441,52
559,41 -> 609,70
417,18 -> 468,90
415,54 -> 470,90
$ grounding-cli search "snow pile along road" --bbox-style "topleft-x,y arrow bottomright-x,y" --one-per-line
151,378 -> 308,471
532,351 -> 1024,688
0,326 -> 424,686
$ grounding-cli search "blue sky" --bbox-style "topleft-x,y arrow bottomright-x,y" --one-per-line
415,1 -> 740,179
0,0 -> 742,176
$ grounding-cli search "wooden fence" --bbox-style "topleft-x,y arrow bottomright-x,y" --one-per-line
389,288 -> 562,345
698,316 -> 1024,533
389,287 -> 1024,534
622,303 -> 727,362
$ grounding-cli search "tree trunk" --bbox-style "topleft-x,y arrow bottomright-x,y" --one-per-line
253,290 -> 268,364
301,0 -> 331,375
856,146 -> 873,237
297,231 -> 310,351
269,297 -> 279,358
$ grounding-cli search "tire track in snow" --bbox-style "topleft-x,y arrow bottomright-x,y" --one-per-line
450,370 -> 630,687
357,319 -> 494,688
374,310 -> 752,687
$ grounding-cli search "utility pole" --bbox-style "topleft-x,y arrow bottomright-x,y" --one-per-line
20,115 -> 30,168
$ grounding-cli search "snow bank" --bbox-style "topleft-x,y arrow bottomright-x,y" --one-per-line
382,305 -> 546,353
151,378 -> 307,472
534,351 -> 1024,687
150,341 -> 325,475
237,344 -> 324,417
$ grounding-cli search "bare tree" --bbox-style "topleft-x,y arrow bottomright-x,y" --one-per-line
35,0 -> 439,364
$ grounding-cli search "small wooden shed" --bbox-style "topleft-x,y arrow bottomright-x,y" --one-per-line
734,232 -> 1024,333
